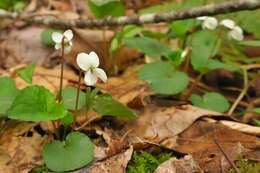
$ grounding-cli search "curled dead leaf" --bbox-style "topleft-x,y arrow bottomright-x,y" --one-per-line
154,155 -> 203,173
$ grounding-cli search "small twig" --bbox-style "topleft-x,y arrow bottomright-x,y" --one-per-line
213,138 -> 241,173
0,0 -> 260,28
228,69 -> 248,115
182,73 -> 204,100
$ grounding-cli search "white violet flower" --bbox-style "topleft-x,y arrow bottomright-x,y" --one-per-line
220,19 -> 235,29
220,19 -> 244,41
197,16 -> 218,30
76,51 -> 107,86
52,29 -> 73,54
228,26 -> 244,41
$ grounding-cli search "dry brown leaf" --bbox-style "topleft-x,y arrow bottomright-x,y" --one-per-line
219,120 -> 260,136
0,122 -> 48,173
175,120 -> 260,173
72,146 -> 133,173
98,72 -> 150,108
127,104 -> 221,145
10,65 -> 78,93
0,26 -> 53,69
154,155 -> 203,173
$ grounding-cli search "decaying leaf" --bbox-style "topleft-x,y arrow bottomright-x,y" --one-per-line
0,27 -> 53,69
72,146 -> 133,173
219,120 -> 260,136
98,72 -> 150,108
174,120 -> 260,173
11,65 -> 78,92
154,155 -> 203,173
127,104 -> 221,144
0,122 -> 48,173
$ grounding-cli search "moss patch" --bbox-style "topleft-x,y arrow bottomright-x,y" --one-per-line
126,151 -> 172,173
228,158 -> 260,173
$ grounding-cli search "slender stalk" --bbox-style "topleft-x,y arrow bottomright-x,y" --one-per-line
58,37 -> 65,103
213,138 -> 241,173
75,71 -> 82,110
228,69 -> 248,115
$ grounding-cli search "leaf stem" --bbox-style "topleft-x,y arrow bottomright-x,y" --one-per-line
228,68 -> 248,115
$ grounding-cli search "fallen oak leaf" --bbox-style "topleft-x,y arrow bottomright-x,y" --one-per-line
127,104 -> 221,144
86,146 -> 133,173
154,155 -> 203,173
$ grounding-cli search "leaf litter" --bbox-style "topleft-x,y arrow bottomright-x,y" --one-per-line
0,0 -> 260,173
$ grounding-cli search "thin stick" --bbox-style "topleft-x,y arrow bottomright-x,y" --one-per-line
58,37 -> 65,102
213,138 -> 241,173
228,69 -> 248,115
0,0 -> 259,28
75,71 -> 82,110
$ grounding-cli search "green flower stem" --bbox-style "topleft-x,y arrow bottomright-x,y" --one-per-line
228,68 -> 248,116
75,71 -> 82,110
58,37 -> 65,103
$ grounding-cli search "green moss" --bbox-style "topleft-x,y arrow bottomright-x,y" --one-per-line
228,158 -> 260,173
126,151 -> 172,173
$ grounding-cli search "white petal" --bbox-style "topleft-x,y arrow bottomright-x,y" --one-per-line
220,19 -> 235,29
64,46 -> 72,54
197,16 -> 207,20
76,52 -> 91,71
54,43 -> 61,50
89,51 -> 100,68
229,26 -> 244,41
84,71 -> 98,86
63,29 -> 73,41
52,32 -> 63,43
202,17 -> 218,30
93,68 -> 107,83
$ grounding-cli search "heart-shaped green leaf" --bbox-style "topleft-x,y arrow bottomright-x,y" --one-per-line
62,87 -> 86,110
0,77 -> 18,116
93,94 -> 137,119
17,64 -> 36,84
7,85 -> 67,121
43,132 -> 94,172
124,37 -> 172,57
191,30 -> 218,72
88,0 -> 125,19
139,61 -> 189,95
190,92 -> 230,113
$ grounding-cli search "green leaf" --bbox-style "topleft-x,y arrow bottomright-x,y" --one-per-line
238,40 -> 260,47
190,92 -> 230,113
139,61 -> 189,95
253,119 -> 260,127
62,87 -> 85,110
248,108 -> 260,114
7,86 -> 67,121
110,25 -> 142,53
17,64 -> 35,84
191,30 -> 218,72
41,28 -> 60,47
170,19 -> 194,37
0,77 -> 18,116
207,59 -> 240,72
124,37 -> 172,57
164,49 -> 185,66
93,94 -> 137,119
43,132 -> 94,172
88,0 -> 125,19
62,112 -> 74,128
